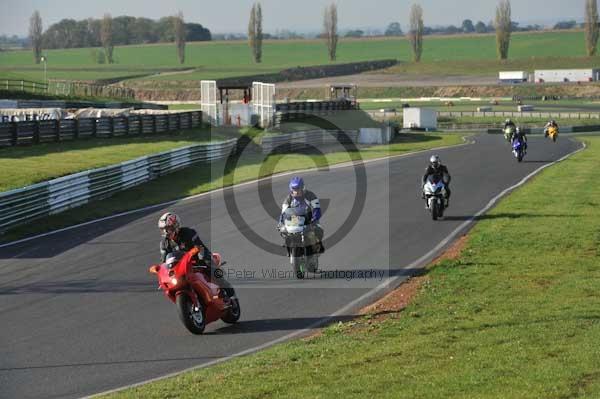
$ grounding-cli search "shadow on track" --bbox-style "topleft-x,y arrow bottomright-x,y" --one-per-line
442,213 -> 575,222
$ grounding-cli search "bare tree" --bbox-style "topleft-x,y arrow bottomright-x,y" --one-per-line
585,0 -> 599,56
29,10 -> 43,64
495,0 -> 512,60
101,13 -> 114,64
408,4 -> 424,62
323,3 -> 338,61
248,3 -> 263,63
174,11 -> 186,64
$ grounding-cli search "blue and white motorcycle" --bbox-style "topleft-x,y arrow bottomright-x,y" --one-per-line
279,204 -> 320,279
511,136 -> 525,162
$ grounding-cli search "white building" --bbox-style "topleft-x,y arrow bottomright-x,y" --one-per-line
534,69 -> 600,83
403,108 -> 437,130
498,71 -> 528,83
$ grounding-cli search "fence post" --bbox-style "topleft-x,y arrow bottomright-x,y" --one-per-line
177,113 -> 181,131
139,115 -> 143,135
124,116 -> 130,135
92,118 -> 97,137
21,80 -> 24,92
189,112 -> 194,128
153,115 -> 157,134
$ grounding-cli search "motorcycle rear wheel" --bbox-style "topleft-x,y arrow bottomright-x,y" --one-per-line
221,295 -> 241,324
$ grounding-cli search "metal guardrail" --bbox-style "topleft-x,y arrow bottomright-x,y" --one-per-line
1,79 -> 48,94
438,111 -> 600,119
261,129 -> 359,154
50,80 -> 135,99
0,139 -> 237,233
368,110 -> 600,120
1,79 -> 135,99
1,99 -> 166,110
0,111 -> 202,147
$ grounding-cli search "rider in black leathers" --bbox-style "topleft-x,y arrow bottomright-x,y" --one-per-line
422,155 -> 451,207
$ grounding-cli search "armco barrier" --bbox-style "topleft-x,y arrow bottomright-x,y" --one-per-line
260,130 -> 359,154
0,139 -> 237,233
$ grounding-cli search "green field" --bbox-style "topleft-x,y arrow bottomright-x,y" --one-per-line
0,128 -> 223,193
98,136 -> 600,399
1,31 -> 599,85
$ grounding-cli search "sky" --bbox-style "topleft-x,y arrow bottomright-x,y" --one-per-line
0,0 -> 588,36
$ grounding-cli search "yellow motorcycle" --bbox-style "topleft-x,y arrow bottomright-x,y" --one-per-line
545,126 -> 558,142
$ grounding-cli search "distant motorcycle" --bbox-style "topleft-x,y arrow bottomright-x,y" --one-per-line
504,125 -> 515,142
545,126 -> 558,142
148,248 -> 240,334
279,205 -> 320,279
511,137 -> 525,162
422,175 -> 447,220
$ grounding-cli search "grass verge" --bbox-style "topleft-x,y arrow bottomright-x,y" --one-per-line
0,132 -> 465,243
0,128 -> 224,192
101,136 -> 600,399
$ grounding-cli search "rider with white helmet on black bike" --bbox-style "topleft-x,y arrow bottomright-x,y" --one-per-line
422,155 -> 451,207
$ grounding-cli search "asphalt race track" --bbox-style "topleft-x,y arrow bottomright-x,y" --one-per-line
0,134 -> 581,399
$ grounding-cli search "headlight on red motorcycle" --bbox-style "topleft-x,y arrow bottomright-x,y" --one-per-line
170,277 -> 178,286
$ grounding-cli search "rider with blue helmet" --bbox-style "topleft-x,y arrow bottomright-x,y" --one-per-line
279,176 -> 324,253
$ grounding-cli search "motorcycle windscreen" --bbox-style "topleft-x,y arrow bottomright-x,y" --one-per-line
424,176 -> 444,194
282,206 -> 307,233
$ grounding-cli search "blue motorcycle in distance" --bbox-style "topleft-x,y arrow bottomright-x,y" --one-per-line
511,137 -> 525,162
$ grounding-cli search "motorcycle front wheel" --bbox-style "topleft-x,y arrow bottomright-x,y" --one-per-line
291,256 -> 305,279
431,199 -> 440,220
176,293 -> 206,335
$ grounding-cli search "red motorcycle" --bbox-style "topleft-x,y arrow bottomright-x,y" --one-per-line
149,247 -> 240,334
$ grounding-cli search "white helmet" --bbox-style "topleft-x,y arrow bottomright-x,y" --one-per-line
158,212 -> 181,238
429,155 -> 440,168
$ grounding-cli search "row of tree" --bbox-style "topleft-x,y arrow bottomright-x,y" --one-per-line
383,19 -> 546,37
27,1 -> 600,66
406,0 -> 598,61
244,0 -> 599,64
28,11 -> 208,63
340,0 -> 600,63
